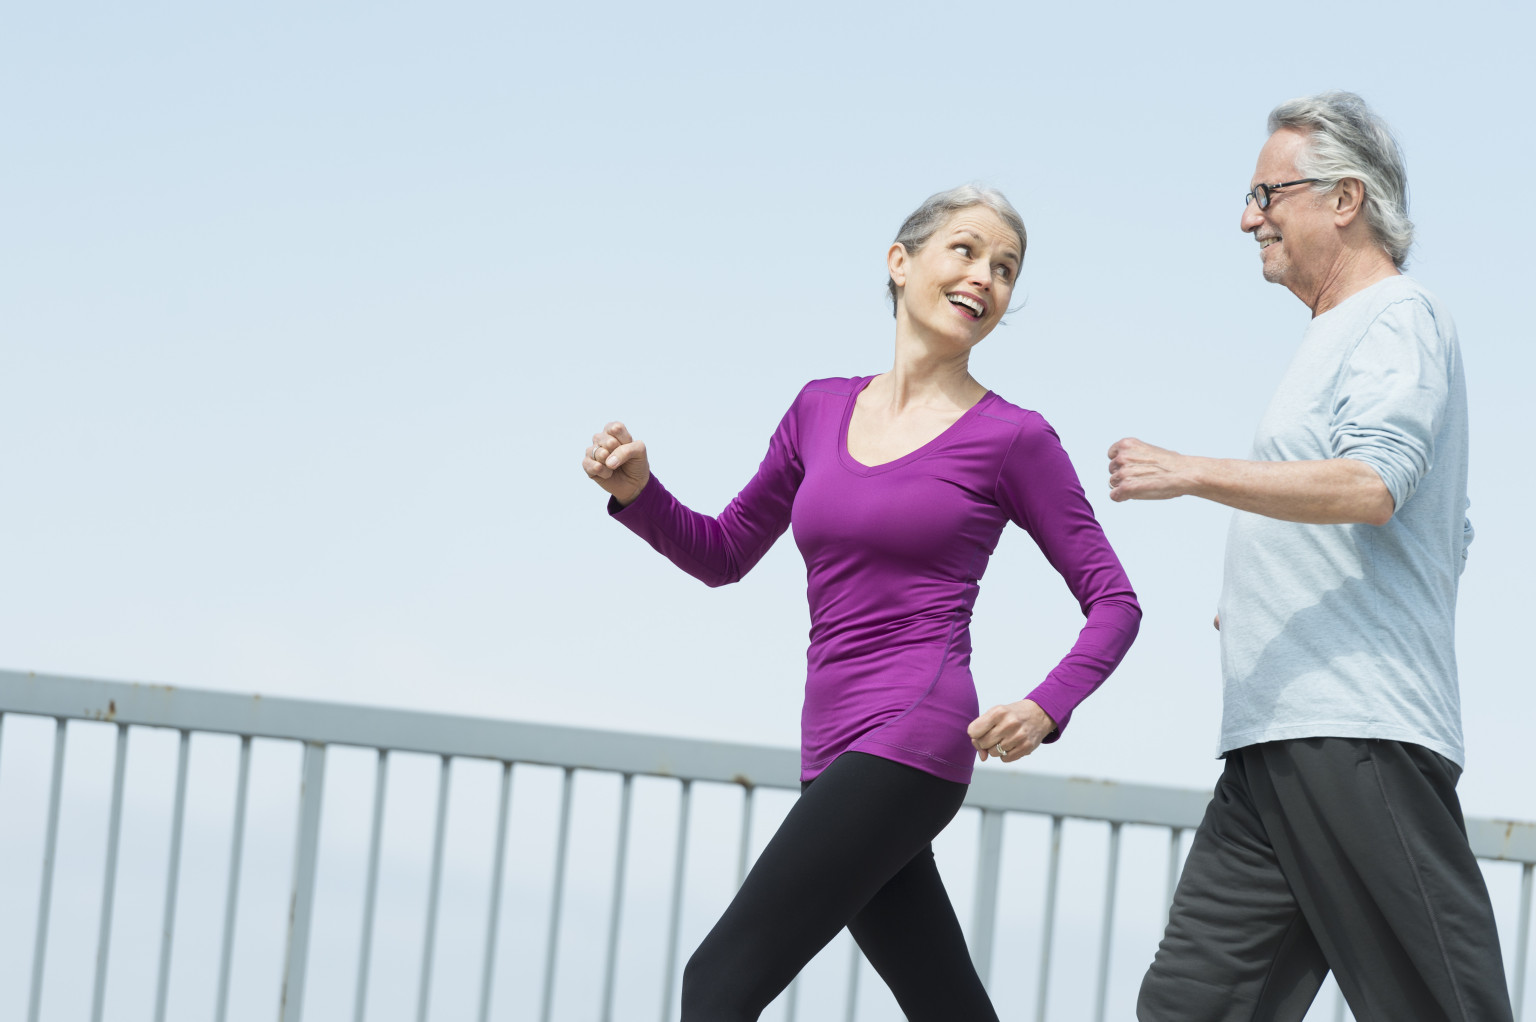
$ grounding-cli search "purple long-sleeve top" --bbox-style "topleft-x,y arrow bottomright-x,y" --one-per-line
612,377 -> 1141,784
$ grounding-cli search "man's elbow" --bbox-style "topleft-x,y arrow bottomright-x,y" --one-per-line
1347,461 -> 1396,526
1361,484 -> 1396,526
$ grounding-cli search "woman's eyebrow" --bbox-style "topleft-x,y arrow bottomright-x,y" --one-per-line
954,228 -> 1019,265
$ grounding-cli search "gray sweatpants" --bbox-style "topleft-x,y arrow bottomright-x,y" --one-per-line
1138,738 -> 1512,1022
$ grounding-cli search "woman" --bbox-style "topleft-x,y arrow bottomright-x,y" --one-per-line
581,185 -> 1140,1020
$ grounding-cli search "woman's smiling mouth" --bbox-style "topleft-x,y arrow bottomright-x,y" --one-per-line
947,292 -> 987,320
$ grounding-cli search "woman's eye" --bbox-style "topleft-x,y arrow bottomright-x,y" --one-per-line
997,265 -> 1013,281
954,244 -> 971,256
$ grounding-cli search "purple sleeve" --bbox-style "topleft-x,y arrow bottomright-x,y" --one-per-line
995,415 -> 1141,740
608,401 -> 804,587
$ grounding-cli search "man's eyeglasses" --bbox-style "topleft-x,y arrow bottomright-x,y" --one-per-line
1244,179 -> 1322,210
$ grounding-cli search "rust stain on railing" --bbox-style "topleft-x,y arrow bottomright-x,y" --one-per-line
1484,818 -> 1536,861
86,685 -> 175,724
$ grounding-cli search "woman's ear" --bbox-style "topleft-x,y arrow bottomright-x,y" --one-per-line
887,242 -> 908,289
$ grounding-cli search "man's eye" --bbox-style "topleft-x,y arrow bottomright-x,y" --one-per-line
954,244 -> 971,256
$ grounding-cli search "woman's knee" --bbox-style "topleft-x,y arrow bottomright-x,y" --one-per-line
680,941 -> 756,1022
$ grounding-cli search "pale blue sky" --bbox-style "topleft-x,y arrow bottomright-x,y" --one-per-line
4,3 -> 1536,1019
4,0 -> 1534,831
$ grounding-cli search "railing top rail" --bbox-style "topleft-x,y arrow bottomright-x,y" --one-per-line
2,668 -> 1533,861
0,668 -> 803,789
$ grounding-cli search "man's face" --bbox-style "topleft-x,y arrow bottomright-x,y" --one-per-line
1240,128 -> 1334,290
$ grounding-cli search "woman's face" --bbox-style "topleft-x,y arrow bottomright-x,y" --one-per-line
889,206 -> 1021,349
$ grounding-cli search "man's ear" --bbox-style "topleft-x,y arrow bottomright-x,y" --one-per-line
888,242 -> 908,290
1333,177 -> 1366,227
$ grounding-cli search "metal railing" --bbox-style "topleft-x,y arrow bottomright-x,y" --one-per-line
0,668 -> 1531,1022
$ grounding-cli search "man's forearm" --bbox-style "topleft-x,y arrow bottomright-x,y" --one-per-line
1107,437 -> 1396,525
1185,456 -> 1394,525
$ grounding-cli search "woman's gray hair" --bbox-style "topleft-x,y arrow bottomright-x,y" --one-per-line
1268,91 -> 1414,269
887,184 -> 1027,316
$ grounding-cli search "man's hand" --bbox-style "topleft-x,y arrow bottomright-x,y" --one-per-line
1108,437 -> 1197,502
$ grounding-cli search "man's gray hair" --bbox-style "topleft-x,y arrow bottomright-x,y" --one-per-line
887,184 -> 1027,316
1268,91 -> 1414,269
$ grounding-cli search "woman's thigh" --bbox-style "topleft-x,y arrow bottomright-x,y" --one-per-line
847,843 -> 999,1020
681,752 -> 971,1020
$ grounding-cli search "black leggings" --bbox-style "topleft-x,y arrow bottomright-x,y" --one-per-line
680,752 -> 1000,1021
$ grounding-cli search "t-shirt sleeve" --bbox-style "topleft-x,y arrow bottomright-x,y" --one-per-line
607,390 -> 805,587
1330,297 -> 1453,513
994,415 -> 1142,740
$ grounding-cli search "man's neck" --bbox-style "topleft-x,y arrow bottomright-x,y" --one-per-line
1296,246 -> 1401,318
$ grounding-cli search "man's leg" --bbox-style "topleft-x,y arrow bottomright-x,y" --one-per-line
1138,751 -> 1330,1022
679,752 -> 991,1021
1251,738 -> 1513,1022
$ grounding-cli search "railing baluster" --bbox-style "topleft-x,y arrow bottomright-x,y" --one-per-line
602,773 -> 634,1022
279,741 -> 328,1022
1515,861 -> 1532,1022
542,767 -> 576,1022
353,749 -> 389,1022
1093,821 -> 1122,1022
784,976 -> 800,1021
1034,815 -> 1063,1022
1165,827 -> 1183,909
477,760 -> 515,1022
153,729 -> 192,1022
844,935 -> 861,1022
971,808 -> 1005,984
90,723 -> 130,1022
416,755 -> 453,1022
660,779 -> 693,1022
215,735 -> 252,1022
26,718 -> 68,1022
736,784 -> 755,888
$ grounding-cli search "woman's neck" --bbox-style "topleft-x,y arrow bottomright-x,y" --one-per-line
876,330 -> 985,411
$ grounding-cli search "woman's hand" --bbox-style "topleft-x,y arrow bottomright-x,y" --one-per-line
968,698 -> 1056,764
582,421 -> 651,507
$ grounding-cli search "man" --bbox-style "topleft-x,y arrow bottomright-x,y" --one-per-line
1113,91 -> 1513,1021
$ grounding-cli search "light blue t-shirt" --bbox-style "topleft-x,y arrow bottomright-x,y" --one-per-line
1217,275 -> 1472,766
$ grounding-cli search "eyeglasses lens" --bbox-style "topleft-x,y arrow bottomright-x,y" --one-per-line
1253,184 -> 1271,209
